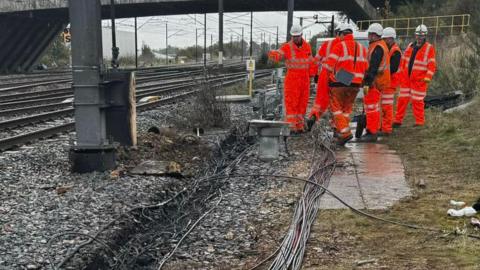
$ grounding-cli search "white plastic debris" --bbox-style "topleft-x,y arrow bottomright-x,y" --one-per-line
447,207 -> 477,217
450,200 -> 466,207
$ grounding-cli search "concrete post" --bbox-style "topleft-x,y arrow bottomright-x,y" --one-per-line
68,0 -> 115,172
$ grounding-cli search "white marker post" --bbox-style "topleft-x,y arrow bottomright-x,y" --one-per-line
246,58 -> 255,97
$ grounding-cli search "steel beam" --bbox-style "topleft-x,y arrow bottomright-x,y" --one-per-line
68,0 -> 115,173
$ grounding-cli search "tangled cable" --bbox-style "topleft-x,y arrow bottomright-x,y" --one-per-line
268,128 -> 336,270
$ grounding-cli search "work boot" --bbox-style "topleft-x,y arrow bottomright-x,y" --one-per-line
414,124 -> 424,128
393,123 -> 402,128
306,115 -> 317,132
336,134 -> 353,146
359,131 -> 378,143
378,131 -> 392,137
290,131 -> 302,137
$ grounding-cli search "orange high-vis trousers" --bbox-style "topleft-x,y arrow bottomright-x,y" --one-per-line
284,71 -> 311,131
330,87 -> 359,138
394,80 -> 428,126
309,70 -> 329,119
381,87 -> 396,133
363,87 -> 381,134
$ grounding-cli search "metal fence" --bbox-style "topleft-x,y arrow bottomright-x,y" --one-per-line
357,14 -> 470,38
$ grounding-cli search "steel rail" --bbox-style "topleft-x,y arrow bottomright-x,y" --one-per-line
0,72 -> 269,151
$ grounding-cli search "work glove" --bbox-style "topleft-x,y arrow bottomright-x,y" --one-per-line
423,78 -> 431,84
268,51 -> 279,62
363,85 -> 370,96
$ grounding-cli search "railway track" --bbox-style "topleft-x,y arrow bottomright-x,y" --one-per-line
0,60 -> 244,95
0,64 -> 245,106
0,70 -> 270,151
0,71 -> 248,116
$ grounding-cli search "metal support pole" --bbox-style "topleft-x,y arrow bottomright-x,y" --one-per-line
134,17 -> 138,69
195,28 -> 198,63
230,34 -> 233,59
287,0 -> 294,41
165,22 -> 168,65
263,33 -> 265,52
300,17 -> 303,26
330,15 -> 335,37
269,33 -> 271,51
204,13 -> 207,67
250,12 -> 253,58
110,0 -> 119,69
218,0 -> 224,67
241,27 -> 244,60
276,26 -> 279,49
69,0 -> 115,172
211,34 -> 213,59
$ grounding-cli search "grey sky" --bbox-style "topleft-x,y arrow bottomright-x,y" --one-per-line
103,11 -> 346,50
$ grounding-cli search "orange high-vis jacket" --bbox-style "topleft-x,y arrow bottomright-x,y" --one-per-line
322,34 -> 369,86
389,43 -> 403,88
268,39 -> 315,76
368,39 -> 390,90
313,37 -> 341,75
402,42 -> 436,82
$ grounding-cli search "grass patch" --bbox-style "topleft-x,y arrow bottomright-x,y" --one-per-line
303,99 -> 480,269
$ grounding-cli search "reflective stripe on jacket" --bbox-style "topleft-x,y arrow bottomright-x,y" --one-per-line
270,39 -> 315,75
402,42 -> 436,81
314,37 -> 341,75
322,34 -> 369,86
389,43 -> 403,88
368,39 -> 390,90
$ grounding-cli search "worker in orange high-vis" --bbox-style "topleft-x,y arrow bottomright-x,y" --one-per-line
321,24 -> 369,145
380,27 -> 402,135
268,24 -> 316,133
394,24 -> 436,127
361,23 -> 390,142
306,25 -> 342,130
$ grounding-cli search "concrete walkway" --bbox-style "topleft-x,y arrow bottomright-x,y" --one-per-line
320,142 -> 411,210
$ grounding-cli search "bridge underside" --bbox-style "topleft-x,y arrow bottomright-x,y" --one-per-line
0,0 -> 377,73
0,15 -> 65,73
12,0 -> 376,21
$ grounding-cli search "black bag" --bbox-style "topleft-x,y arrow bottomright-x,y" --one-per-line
355,113 -> 366,138
335,68 -> 355,86
334,42 -> 358,86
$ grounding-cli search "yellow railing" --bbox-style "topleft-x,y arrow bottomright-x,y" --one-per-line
357,14 -> 470,37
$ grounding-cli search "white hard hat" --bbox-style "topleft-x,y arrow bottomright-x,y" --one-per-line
382,27 -> 396,39
290,24 -> 303,36
337,23 -> 353,33
415,24 -> 428,35
367,23 -> 383,36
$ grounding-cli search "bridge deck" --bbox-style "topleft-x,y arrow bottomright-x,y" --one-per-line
0,0 -> 376,21
0,0 -> 377,73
